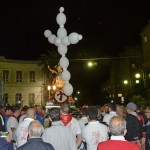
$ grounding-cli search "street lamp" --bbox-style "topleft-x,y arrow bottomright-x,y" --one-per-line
135,73 -> 141,79
87,61 -> 93,67
123,80 -> 128,85
77,91 -> 80,94
48,85 -> 51,99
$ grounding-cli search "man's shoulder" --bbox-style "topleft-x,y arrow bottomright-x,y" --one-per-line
18,138 -> 54,150
98,140 -> 139,149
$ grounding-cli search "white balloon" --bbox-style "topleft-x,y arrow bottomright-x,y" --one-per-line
48,34 -> 56,44
61,36 -> 70,46
56,7 -> 66,27
62,70 -> 71,81
57,28 -> 67,39
44,30 -> 51,38
54,37 -> 61,46
69,32 -> 82,44
59,56 -> 69,69
58,44 -> 68,55
63,83 -> 73,96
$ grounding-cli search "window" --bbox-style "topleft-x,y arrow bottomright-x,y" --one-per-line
16,93 -> 22,103
3,70 -> 9,82
16,71 -> 22,82
29,93 -> 35,106
4,93 -> 8,103
29,71 -> 35,82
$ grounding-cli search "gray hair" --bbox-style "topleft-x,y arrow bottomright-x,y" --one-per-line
26,108 -> 36,119
28,120 -> 44,137
109,116 -> 126,136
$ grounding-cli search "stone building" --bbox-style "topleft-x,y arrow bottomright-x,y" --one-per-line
0,56 -> 49,106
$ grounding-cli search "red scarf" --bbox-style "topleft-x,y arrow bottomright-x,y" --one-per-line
61,114 -> 72,126
10,114 -> 17,119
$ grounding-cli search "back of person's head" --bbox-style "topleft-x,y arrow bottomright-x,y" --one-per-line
126,102 -> 137,112
36,105 -> 42,113
109,116 -> 126,136
26,108 -> 36,119
28,120 -> 44,138
116,105 -> 126,117
48,108 -> 60,122
5,106 -> 13,112
88,106 -> 98,121
108,102 -> 116,112
60,103 -> 70,114
81,107 -> 88,116
13,105 -> 21,115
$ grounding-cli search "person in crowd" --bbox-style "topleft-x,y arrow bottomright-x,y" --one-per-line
101,104 -> 109,117
2,106 -> 13,131
125,102 -> 144,148
78,107 -> 89,129
116,105 -> 126,119
97,116 -> 140,150
60,104 -> 82,148
136,105 -> 148,126
42,108 -> 77,150
36,105 -> 45,126
7,105 -> 20,136
0,134 -> 14,150
78,107 -> 89,150
103,102 -> 117,125
19,106 -> 29,123
82,106 -> 108,150
15,108 -> 36,147
143,106 -> 150,149
17,120 -> 55,150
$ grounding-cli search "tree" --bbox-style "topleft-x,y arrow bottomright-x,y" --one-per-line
38,49 -> 60,83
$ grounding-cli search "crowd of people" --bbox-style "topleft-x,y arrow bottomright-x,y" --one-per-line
0,102 -> 150,150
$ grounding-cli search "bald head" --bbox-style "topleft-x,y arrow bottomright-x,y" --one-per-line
26,108 -> 36,119
109,116 -> 126,136
28,120 -> 44,138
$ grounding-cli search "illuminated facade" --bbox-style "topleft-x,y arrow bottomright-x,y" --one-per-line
0,56 -> 49,106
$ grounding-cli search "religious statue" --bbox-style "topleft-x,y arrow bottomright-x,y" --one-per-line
48,64 -> 64,88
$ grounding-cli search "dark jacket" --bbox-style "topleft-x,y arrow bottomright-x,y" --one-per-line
0,137 -> 14,150
125,114 -> 143,141
17,138 -> 55,150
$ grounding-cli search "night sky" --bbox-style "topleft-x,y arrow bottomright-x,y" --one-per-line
1,0 -> 150,104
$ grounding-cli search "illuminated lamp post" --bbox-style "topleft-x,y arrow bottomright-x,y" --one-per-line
48,85 -> 51,99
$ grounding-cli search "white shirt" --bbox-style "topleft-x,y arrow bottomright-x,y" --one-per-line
111,135 -> 126,141
15,118 -> 34,147
7,116 -> 18,136
42,121 -> 77,150
19,114 -> 26,123
66,117 -> 81,136
82,121 -> 108,150
78,117 -> 89,130
103,111 -> 118,125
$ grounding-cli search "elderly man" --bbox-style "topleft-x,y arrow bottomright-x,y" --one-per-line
15,108 -> 36,147
17,120 -> 54,150
97,116 -> 140,150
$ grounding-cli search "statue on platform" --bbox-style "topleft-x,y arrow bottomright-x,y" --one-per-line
48,63 -> 64,88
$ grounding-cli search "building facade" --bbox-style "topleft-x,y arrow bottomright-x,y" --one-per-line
0,56 -> 49,106
101,46 -> 143,104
